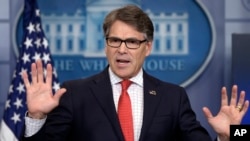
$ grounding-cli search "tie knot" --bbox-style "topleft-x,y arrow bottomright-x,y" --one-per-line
121,80 -> 132,91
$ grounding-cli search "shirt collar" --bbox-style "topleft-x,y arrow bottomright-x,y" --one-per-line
108,67 -> 143,87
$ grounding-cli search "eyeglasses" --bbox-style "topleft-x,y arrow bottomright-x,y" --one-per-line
106,37 -> 147,49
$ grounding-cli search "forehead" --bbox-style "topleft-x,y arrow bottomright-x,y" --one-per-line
109,20 -> 145,39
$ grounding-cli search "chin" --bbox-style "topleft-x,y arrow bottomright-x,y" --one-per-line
115,72 -> 132,79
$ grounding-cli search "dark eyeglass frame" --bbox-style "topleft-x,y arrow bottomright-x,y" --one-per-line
106,37 -> 148,49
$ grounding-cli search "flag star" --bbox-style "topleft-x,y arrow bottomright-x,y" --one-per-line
53,82 -> 60,92
5,99 -> 11,109
13,98 -> 23,109
11,112 -> 21,124
43,68 -> 47,77
32,52 -> 41,61
19,68 -> 27,76
27,22 -> 35,34
42,53 -> 50,64
35,9 -> 40,17
9,85 -> 14,94
42,38 -> 49,48
16,83 -> 25,94
53,69 -> 58,78
34,38 -> 41,48
36,23 -> 41,32
22,53 -> 31,64
24,37 -> 33,49
12,70 -> 17,79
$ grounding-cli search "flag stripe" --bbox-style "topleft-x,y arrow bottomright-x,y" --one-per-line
0,120 -> 18,141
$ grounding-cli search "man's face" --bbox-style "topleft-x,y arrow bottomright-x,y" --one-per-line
105,20 -> 152,79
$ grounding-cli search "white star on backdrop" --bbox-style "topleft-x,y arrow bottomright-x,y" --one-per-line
19,68 -> 27,76
24,37 -> 33,49
9,85 -> 13,94
16,83 -> 25,94
11,112 -> 21,124
32,52 -> 41,61
35,38 -> 41,48
13,98 -> 23,109
36,23 -> 41,32
42,38 -> 48,48
5,100 -> 11,109
42,53 -> 51,64
35,9 -> 40,17
27,22 -> 35,34
53,82 -> 60,92
22,53 -> 31,64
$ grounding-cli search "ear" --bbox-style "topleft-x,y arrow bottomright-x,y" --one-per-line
145,41 -> 153,56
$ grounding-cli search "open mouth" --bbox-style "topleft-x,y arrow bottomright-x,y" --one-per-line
116,59 -> 131,67
117,59 -> 130,63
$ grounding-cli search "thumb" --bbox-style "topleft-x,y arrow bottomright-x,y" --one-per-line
202,107 -> 213,119
53,88 -> 67,101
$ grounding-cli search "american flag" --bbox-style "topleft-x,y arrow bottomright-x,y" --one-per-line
0,0 -> 60,140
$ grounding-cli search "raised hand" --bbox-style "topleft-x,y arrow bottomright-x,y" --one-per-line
22,60 -> 66,119
202,85 -> 249,141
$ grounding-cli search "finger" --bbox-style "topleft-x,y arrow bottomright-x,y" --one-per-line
202,107 -> 213,119
241,100 -> 249,115
230,85 -> 238,106
31,62 -> 38,84
221,86 -> 228,106
22,70 -> 30,88
237,90 -> 246,107
53,88 -> 67,102
45,64 -> 53,86
37,60 -> 44,83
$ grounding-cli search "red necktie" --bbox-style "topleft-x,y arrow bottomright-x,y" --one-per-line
118,80 -> 134,141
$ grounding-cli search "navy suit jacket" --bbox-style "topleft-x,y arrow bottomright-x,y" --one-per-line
23,67 -> 213,141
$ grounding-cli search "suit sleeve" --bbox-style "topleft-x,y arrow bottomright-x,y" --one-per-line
177,87 -> 212,141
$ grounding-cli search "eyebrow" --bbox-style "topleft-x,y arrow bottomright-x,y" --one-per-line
108,36 -> 143,40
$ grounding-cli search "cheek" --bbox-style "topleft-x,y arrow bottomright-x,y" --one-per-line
105,47 -> 112,58
105,48 -> 116,63
139,47 -> 150,58
134,51 -> 147,66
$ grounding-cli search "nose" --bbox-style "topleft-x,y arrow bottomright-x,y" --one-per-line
118,41 -> 127,53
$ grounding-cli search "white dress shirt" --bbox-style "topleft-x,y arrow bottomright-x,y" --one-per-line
109,68 -> 144,141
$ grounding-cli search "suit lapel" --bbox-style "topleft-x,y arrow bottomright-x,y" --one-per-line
139,72 -> 163,141
90,68 -> 124,141
89,68 -> 162,141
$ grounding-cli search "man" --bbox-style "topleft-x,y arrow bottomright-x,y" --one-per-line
22,5 -> 249,141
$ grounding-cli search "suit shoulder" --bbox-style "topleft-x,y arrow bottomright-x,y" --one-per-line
61,72 -> 103,88
145,72 -> 184,90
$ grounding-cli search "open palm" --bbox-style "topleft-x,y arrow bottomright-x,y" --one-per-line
22,60 -> 66,119
203,85 -> 249,141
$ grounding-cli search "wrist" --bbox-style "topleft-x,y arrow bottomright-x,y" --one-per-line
27,112 -> 46,119
218,134 -> 229,141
